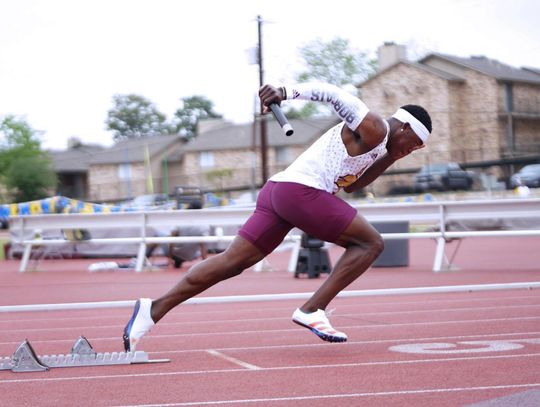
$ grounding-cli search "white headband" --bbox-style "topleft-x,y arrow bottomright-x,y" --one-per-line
392,108 -> 430,143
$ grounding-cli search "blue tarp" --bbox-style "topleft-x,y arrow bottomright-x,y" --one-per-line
0,196 -> 136,219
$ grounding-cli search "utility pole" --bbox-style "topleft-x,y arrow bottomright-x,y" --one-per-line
257,15 -> 269,183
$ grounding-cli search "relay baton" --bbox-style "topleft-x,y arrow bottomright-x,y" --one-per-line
269,104 -> 294,136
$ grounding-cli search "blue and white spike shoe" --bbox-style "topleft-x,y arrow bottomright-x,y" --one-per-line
123,298 -> 155,352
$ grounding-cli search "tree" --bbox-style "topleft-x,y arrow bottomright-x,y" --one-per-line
287,37 -> 376,118
105,94 -> 169,141
297,37 -> 375,86
280,103 -> 319,120
4,155 -> 57,202
0,116 -> 57,202
172,95 -> 222,139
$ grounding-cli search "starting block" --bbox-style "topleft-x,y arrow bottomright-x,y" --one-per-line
0,336 -> 169,373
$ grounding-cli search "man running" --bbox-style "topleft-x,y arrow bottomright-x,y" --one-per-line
123,82 -> 432,350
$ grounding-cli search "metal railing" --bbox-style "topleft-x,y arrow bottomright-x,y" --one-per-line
8,198 -> 540,273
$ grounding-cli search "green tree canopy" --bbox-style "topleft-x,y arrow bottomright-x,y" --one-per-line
0,115 -> 41,152
0,115 -> 57,202
105,94 -> 169,141
296,37 -> 375,86
286,37 -> 376,119
173,95 -> 222,139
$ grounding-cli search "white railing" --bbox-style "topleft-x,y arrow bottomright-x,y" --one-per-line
8,198 -> 540,273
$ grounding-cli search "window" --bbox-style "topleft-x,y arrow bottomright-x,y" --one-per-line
118,163 -> 131,180
199,151 -> 214,167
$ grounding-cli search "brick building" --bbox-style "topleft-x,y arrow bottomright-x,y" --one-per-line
49,139 -> 104,200
87,135 -> 184,201
51,45 -> 540,200
359,43 -> 540,194
177,117 -> 337,193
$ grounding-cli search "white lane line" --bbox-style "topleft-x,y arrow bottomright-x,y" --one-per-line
1,331 -> 540,363
1,352 -> 540,384
116,383 -> 540,407
154,331 -> 540,355
2,303 -> 540,333
206,350 -> 261,370
1,316 -> 539,347
1,293 -> 538,324
2,331 -> 540,361
0,287 -> 538,319
113,383 -> 540,406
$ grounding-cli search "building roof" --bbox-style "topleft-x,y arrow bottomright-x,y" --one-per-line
90,134 -> 183,165
49,144 -> 105,173
183,117 -> 338,152
523,67 -> 540,76
358,59 -> 465,87
411,61 -> 466,81
421,53 -> 540,85
48,118 -> 337,170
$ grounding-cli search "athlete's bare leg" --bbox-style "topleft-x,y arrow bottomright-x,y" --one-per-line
299,214 -> 384,312
151,236 -> 265,322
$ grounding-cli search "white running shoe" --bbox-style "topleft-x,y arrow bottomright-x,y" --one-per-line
292,308 -> 347,343
123,298 -> 155,351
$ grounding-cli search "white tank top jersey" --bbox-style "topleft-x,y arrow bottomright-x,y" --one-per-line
270,121 -> 389,194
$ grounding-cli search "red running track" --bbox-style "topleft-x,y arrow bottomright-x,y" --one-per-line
0,237 -> 539,406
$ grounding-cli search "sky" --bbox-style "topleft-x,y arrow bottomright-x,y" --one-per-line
1,0 -> 539,150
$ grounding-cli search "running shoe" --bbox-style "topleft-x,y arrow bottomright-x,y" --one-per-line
292,308 -> 347,343
123,298 -> 155,352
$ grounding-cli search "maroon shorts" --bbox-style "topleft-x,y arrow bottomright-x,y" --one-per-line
238,181 -> 357,255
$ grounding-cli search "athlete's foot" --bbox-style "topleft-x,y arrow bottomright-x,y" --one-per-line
292,308 -> 347,343
123,298 -> 155,351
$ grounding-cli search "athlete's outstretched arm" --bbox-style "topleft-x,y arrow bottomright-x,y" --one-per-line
281,83 -> 368,130
259,83 -> 385,148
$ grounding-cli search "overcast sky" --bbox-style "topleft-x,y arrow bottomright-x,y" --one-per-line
1,0 -> 539,150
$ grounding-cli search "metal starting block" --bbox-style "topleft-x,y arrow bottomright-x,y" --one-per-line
0,336 -> 169,373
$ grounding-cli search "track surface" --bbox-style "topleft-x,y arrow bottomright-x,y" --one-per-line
1,238 -> 539,406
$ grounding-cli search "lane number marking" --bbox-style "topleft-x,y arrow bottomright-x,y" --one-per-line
390,338 -> 540,354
